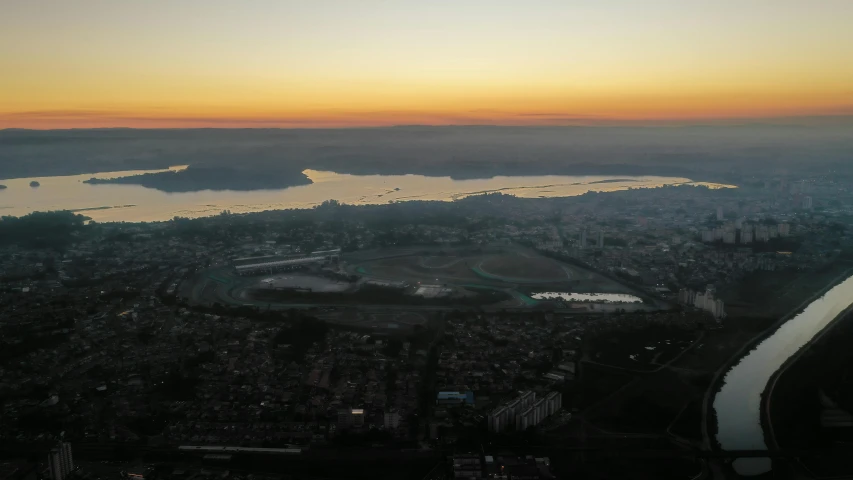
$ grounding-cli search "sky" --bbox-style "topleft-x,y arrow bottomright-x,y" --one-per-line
2,0 -> 853,129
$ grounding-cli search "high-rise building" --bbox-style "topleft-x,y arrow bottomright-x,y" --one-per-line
488,407 -> 509,433
716,206 -> 724,221
533,399 -> 546,425
516,406 -> 536,431
713,299 -> 726,319
544,391 -> 562,417
778,223 -> 791,236
519,390 -> 535,409
384,411 -> 400,429
48,442 -> 73,480
723,231 -> 736,244
687,285 -> 726,319
598,230 -> 604,249
337,408 -> 365,429
580,228 -> 588,249
489,391 -> 535,433
505,398 -> 521,425
802,196 -> 813,210
755,225 -> 770,242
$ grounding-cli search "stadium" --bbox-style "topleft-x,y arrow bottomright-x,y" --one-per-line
180,243 -> 643,313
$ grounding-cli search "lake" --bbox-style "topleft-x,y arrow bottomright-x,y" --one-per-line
531,292 -> 643,303
0,167 -> 730,222
713,274 -> 853,476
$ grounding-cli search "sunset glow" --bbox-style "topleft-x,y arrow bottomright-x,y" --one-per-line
2,0 -> 852,129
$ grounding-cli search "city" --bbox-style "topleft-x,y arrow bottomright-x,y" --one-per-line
3,2 -> 853,478
3,174 -> 853,479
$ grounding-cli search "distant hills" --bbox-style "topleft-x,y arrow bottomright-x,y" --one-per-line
2,124 -> 853,187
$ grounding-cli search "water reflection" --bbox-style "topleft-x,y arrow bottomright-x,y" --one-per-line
713,274 -> 853,476
0,168 -> 732,222
531,292 -> 642,303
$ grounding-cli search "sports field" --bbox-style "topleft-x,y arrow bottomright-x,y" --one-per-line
345,245 -> 619,289
178,245 -> 640,316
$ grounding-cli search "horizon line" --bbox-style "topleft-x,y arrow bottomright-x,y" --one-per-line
3,113 -> 853,132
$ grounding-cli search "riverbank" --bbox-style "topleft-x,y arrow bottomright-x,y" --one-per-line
702,262 -> 853,473
763,294 -> 853,477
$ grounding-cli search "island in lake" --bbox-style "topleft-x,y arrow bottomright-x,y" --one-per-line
29,181 -> 40,187
83,165 -> 312,192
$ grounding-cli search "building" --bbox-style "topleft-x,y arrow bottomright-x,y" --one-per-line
580,228 -> 588,249
712,298 -> 726,319
505,398 -> 522,424
436,391 -> 474,405
598,230 -> 605,249
533,399 -> 547,425
778,223 -> 791,236
488,406 -> 509,433
233,255 -> 327,275
337,408 -> 365,429
450,454 -> 483,479
384,411 -> 400,429
678,288 -> 696,305
516,406 -> 536,431
489,391 -> 536,433
716,206 -> 724,221
803,196 -> 813,210
544,391 -> 562,417
511,391 -> 560,431
681,285 -> 726,319
47,443 -> 73,480
518,390 -> 535,409
755,225 -> 770,242
723,231 -> 736,244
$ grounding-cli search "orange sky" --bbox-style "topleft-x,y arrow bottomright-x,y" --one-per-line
2,1 -> 853,129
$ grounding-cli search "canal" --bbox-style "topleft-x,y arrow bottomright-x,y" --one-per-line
712,274 -> 853,476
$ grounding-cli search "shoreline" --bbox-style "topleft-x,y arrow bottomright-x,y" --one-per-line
760,288 -> 853,477
701,265 -> 853,456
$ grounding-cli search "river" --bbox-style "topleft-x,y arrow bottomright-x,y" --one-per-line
0,167 -> 729,222
713,274 -> 853,476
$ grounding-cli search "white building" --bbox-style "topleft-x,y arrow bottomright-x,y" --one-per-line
48,442 -> 73,480
489,391 -> 535,433
510,391 -> 560,431
517,406 -> 536,431
544,391 -> 562,417
755,225 -> 770,242
488,406 -> 509,433
681,285 -> 726,319
384,411 -> 400,429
